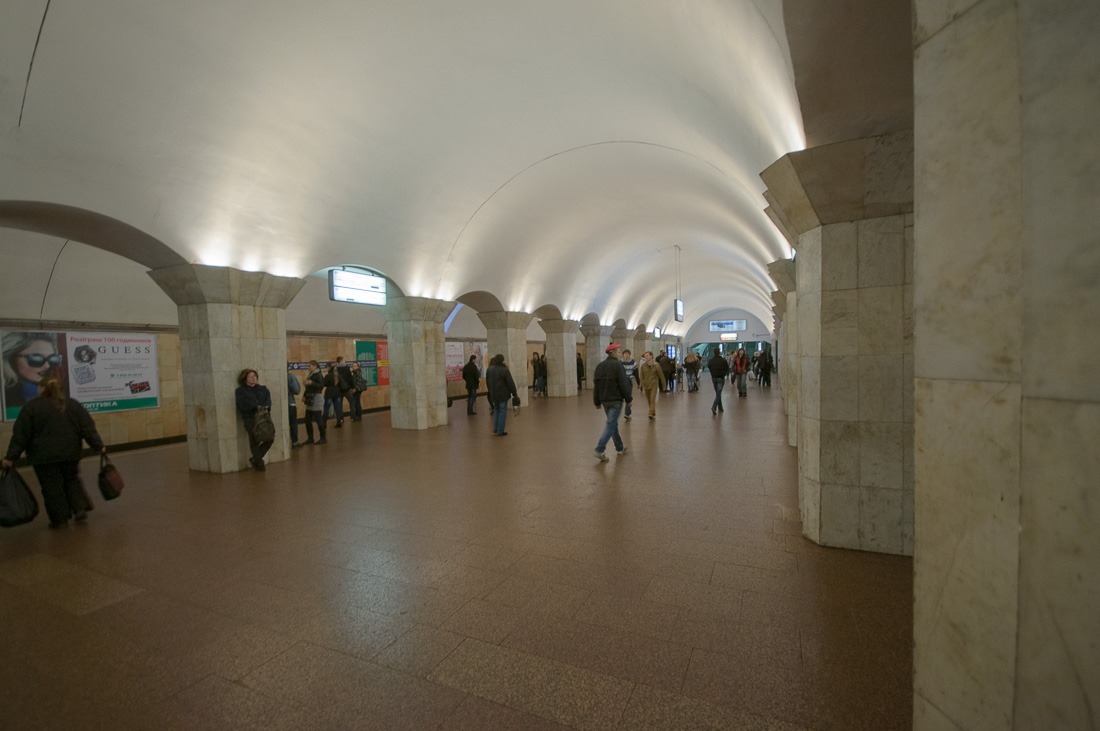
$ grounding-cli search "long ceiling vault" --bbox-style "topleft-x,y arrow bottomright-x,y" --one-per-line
0,0 -> 806,335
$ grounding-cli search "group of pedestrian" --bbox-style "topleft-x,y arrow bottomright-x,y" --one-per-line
530,353 -> 548,397
235,357 -> 371,473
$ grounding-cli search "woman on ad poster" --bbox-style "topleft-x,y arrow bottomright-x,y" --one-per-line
2,331 -> 68,418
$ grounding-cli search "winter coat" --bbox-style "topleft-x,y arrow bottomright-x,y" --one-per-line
4,396 -> 104,465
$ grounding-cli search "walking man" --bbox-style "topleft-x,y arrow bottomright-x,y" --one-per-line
707,348 -> 730,414
620,349 -> 640,420
592,343 -> 633,462
638,350 -> 666,420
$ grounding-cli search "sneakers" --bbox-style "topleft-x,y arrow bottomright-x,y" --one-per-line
595,450 -> 609,463
617,447 -> 629,456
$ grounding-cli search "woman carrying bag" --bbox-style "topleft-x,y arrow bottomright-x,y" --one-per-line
1,378 -> 106,529
235,368 -> 274,471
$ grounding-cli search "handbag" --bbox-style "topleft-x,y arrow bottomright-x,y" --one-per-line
251,406 -> 276,443
0,467 -> 40,527
98,453 -> 125,500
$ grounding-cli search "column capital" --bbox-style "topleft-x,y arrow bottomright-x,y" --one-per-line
538,318 -> 579,335
148,264 -> 306,308
759,129 -> 913,235
380,296 -> 456,323
610,328 -> 633,343
768,259 -> 797,293
579,324 -> 613,339
477,310 -> 534,330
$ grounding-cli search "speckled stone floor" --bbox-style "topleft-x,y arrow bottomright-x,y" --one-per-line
0,381 -> 912,729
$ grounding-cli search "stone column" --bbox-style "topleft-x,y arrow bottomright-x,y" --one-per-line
579,324 -> 612,388
380,296 -> 455,430
478,310 -> 534,407
610,328 -> 632,359
912,3 -> 1099,728
538,319 -> 579,397
761,129 -> 914,556
148,264 -> 305,473
769,259 -> 798,449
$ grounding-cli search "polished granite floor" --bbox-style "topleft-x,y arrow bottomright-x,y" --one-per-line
0,380 -> 912,730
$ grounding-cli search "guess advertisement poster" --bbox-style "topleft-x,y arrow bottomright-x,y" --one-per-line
2,330 -> 159,421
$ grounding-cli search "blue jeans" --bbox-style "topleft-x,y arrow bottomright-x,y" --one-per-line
734,372 -> 747,394
493,401 -> 508,433
596,400 -> 624,453
323,397 -> 343,423
466,387 -> 478,413
711,378 -> 726,412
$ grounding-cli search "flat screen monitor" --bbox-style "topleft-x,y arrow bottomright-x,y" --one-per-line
329,269 -> 386,306
674,299 -> 684,322
653,326 -> 662,338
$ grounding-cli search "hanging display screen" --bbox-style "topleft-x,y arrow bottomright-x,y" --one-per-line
329,269 -> 386,305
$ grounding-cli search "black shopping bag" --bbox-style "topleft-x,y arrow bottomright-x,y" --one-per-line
0,467 -> 39,527
98,454 -> 125,501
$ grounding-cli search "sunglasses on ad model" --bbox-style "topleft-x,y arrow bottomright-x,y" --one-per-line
20,353 -> 63,367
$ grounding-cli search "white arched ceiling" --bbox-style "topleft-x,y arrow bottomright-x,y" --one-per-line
1,1 -> 804,325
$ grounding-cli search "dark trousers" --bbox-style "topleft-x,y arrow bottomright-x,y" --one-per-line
323,397 -> 344,424
242,413 -> 274,464
32,461 -> 85,524
304,410 -> 326,441
346,390 -> 362,419
288,403 -> 299,444
466,387 -> 478,414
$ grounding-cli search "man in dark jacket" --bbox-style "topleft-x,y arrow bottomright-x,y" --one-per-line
706,349 -> 730,414
461,355 -> 481,415
592,344 -> 633,462
485,354 -> 519,436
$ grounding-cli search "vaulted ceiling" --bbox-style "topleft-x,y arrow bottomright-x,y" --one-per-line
1,1 -> 810,334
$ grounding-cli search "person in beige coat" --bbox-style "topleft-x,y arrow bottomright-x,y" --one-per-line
638,351 -> 667,420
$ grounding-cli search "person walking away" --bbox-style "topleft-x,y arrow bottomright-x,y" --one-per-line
323,362 -> 344,428
661,355 -> 676,394
348,361 -> 368,421
684,352 -> 700,392
539,354 -> 549,396
576,353 -> 584,391
592,344 -> 632,461
620,349 -> 641,419
235,369 -> 274,471
2,378 -> 105,528
638,350 -> 667,420
530,353 -> 542,398
760,350 -> 774,388
461,355 -> 480,415
733,348 -> 751,397
707,349 -> 730,414
287,367 -> 302,448
335,356 -> 357,421
302,360 -> 327,444
485,354 -> 519,436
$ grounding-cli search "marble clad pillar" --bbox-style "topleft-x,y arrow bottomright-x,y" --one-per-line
148,264 -> 306,473
769,259 -> 798,449
478,310 -> 534,407
912,3 -> 1099,727
761,129 -> 914,557
579,324 -> 612,389
538,319 -> 579,397
380,296 -> 455,430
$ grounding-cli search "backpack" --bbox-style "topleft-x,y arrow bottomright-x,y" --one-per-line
251,406 -> 276,443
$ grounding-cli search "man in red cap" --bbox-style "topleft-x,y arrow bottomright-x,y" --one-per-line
592,343 -> 633,462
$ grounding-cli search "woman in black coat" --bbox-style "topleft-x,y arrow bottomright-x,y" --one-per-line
235,368 -> 273,471
2,378 -> 105,528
